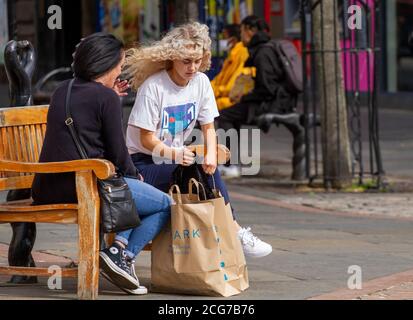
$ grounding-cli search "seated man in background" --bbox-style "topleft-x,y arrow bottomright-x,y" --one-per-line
211,24 -> 253,111
217,15 -> 295,177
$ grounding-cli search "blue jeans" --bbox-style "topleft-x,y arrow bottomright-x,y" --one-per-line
115,177 -> 171,259
131,153 -> 237,221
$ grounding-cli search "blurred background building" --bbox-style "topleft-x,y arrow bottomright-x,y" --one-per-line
0,0 -> 413,108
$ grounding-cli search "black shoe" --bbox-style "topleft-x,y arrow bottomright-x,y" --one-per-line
99,243 -> 139,290
101,271 -> 148,295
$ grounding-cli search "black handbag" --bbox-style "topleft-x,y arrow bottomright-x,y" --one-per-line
171,163 -> 216,200
64,79 -> 140,233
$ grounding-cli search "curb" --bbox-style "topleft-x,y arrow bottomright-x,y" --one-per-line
308,269 -> 413,300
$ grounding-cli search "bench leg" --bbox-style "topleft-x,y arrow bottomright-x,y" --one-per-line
284,123 -> 306,181
7,189 -> 38,284
8,222 -> 37,284
256,113 -> 307,180
76,171 -> 100,300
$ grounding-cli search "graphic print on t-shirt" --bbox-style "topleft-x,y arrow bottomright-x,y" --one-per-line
160,103 -> 196,144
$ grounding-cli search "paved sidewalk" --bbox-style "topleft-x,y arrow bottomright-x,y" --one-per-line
0,107 -> 412,299
2,183 -> 413,300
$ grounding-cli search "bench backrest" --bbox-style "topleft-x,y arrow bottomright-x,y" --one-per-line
0,105 -> 49,189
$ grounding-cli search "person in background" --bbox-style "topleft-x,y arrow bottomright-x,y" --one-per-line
211,24 -> 251,111
217,16 -> 295,177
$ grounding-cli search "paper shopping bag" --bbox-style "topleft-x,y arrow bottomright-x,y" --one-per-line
186,179 -> 249,293
151,181 -> 248,297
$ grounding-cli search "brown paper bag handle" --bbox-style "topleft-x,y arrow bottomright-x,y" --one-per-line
188,178 -> 207,201
168,184 -> 182,204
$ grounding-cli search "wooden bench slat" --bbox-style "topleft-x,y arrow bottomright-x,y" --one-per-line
0,159 -> 115,180
0,175 -> 34,191
6,127 -> 15,161
0,210 -> 78,224
13,126 -> 23,161
0,266 -> 77,278
30,124 -> 39,160
0,200 -> 78,211
18,126 -> 28,162
187,144 -> 230,164
0,105 -> 49,127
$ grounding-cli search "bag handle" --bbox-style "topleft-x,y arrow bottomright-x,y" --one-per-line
168,184 -> 182,204
188,178 -> 207,201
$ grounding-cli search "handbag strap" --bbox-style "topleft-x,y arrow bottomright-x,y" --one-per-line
64,78 -> 88,159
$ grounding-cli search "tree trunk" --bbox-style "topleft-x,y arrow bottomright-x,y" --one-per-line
312,0 -> 352,189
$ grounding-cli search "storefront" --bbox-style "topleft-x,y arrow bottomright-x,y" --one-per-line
282,0 -> 413,95
98,0 -> 161,46
2,0 -> 412,99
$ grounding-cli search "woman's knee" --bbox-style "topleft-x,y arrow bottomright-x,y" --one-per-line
159,208 -> 171,225
161,192 -> 172,211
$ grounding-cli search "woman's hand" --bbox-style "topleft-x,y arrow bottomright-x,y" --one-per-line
176,147 -> 196,166
202,151 -> 217,175
113,79 -> 129,97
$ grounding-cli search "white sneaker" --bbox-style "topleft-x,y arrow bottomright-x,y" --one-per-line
219,165 -> 241,178
237,227 -> 272,258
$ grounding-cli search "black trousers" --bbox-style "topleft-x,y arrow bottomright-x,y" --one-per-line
217,101 -> 251,132
216,101 -> 260,165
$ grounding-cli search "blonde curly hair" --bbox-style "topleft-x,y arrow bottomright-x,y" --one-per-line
123,21 -> 212,91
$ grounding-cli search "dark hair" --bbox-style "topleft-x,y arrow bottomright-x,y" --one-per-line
223,24 -> 241,41
72,32 -> 124,81
241,15 -> 270,33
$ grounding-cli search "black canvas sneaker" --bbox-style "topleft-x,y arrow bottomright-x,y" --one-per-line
99,242 -> 139,290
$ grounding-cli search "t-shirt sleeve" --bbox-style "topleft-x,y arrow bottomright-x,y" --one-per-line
128,94 -> 160,132
197,76 -> 220,125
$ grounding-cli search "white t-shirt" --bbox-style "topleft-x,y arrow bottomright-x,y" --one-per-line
126,70 -> 219,155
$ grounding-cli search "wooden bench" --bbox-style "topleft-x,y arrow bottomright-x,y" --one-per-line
0,105 -> 231,299
0,105 -> 115,299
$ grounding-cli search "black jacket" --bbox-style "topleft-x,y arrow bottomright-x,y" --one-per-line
242,31 -> 294,119
32,78 -> 139,204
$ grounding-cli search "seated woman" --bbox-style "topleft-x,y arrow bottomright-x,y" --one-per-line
123,22 -> 272,259
31,33 -> 171,295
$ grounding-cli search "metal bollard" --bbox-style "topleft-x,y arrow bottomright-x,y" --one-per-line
4,40 -> 36,106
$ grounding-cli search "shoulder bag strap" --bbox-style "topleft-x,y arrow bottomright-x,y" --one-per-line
64,78 -> 88,159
